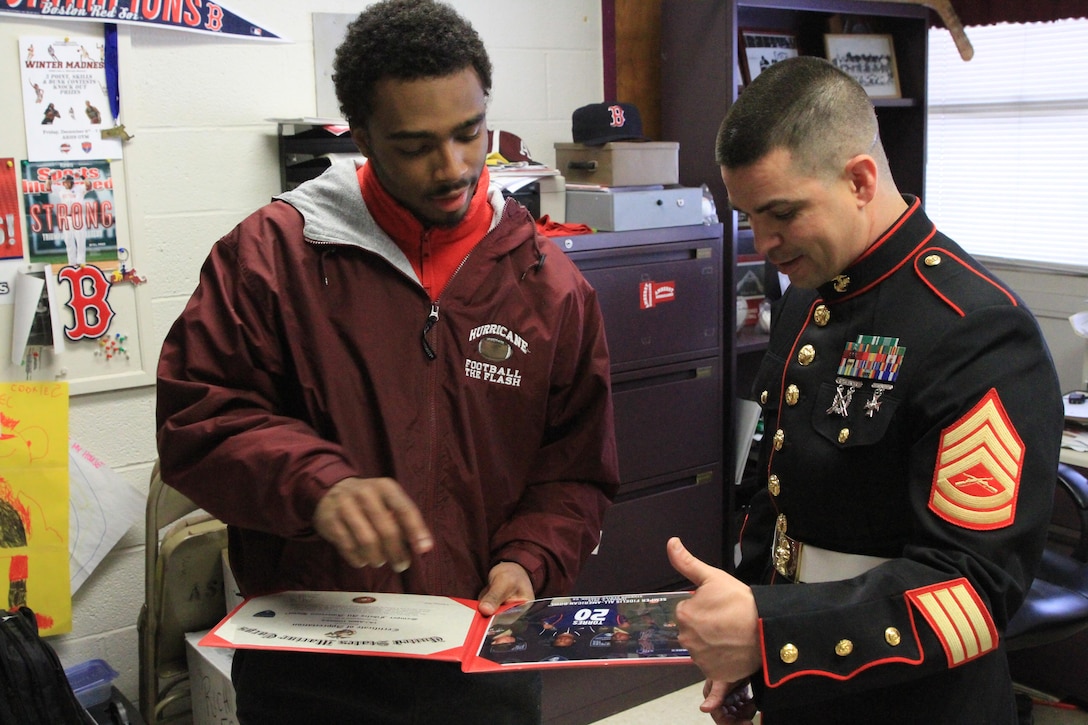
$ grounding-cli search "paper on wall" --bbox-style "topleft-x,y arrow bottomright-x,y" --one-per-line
68,440 -> 144,593
11,270 -> 45,366
18,35 -> 123,163
0,381 -> 71,635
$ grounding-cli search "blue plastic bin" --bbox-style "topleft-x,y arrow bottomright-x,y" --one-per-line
64,658 -> 120,709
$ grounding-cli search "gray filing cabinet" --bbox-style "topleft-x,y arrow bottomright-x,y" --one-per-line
541,223 -> 724,725
561,223 -> 725,594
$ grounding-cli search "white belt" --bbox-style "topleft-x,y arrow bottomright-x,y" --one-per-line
773,525 -> 891,583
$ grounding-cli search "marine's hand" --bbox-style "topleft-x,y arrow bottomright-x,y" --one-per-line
702,678 -> 756,725
667,537 -> 761,684
477,561 -> 533,616
313,476 -> 433,571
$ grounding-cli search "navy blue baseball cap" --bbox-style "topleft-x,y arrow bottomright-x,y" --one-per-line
571,102 -> 649,145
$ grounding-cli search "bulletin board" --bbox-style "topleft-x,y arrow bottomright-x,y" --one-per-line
0,20 -> 156,396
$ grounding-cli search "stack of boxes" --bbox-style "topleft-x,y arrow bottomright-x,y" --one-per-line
555,103 -> 704,231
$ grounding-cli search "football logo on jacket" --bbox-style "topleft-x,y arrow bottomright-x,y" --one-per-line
465,323 -> 529,388
929,389 -> 1023,530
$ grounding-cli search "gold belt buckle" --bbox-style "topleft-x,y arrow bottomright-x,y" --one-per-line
772,516 -> 801,581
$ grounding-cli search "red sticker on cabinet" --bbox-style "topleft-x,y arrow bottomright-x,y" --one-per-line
640,280 -> 676,309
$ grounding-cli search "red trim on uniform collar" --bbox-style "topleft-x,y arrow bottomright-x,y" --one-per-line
854,196 -> 921,266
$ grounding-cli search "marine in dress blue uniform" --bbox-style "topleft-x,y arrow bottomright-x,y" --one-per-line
666,56 -> 1064,725
737,197 -> 1064,723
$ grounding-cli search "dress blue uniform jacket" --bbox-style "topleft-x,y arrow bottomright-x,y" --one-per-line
738,197 -> 1064,724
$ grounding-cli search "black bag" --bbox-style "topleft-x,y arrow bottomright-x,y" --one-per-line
0,607 -> 95,725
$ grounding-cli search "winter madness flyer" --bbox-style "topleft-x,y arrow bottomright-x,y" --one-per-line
19,35 -> 122,162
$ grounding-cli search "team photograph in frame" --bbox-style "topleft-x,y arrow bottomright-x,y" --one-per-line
824,33 -> 902,99
739,28 -> 799,85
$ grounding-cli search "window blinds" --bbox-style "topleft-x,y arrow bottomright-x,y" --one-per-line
926,19 -> 1088,270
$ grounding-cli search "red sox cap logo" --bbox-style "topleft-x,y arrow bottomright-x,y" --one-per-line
608,105 -> 626,128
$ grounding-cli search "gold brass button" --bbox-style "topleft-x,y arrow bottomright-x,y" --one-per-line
798,345 -> 816,366
885,627 -> 902,647
760,390 -> 769,404
776,513 -> 787,533
924,254 -> 941,267
835,639 -> 854,657
813,305 -> 830,327
838,428 -> 850,444
773,429 -> 785,450
768,474 -> 781,496
780,643 -> 799,664
785,384 -> 800,406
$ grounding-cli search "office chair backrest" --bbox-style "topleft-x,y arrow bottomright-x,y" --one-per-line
1005,463 -> 1088,650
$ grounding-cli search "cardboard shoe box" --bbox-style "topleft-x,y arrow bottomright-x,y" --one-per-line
186,631 -> 239,725
555,141 -> 679,187
565,186 -> 703,231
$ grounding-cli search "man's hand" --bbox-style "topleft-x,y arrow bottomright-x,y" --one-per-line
667,537 -> 762,684
701,678 -> 757,725
477,561 -> 533,616
313,476 -> 433,571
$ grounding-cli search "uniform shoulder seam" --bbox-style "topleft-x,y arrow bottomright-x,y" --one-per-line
912,246 -> 1018,317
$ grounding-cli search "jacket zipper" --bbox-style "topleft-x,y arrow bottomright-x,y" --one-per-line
421,304 -> 440,360
418,231 -> 482,592
418,240 -> 476,361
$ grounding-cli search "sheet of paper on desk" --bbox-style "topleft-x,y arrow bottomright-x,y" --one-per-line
68,439 -> 145,592
1062,426 -> 1088,453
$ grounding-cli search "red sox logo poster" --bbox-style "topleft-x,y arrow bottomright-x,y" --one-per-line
56,265 -> 115,342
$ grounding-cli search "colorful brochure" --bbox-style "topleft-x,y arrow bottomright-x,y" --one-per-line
200,589 -> 693,673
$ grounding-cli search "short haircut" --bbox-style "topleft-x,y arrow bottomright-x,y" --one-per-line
716,56 -> 888,179
332,0 -> 493,129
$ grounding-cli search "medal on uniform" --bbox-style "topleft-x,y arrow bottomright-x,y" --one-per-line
827,377 -> 862,417
865,382 -> 894,417
834,335 -> 905,418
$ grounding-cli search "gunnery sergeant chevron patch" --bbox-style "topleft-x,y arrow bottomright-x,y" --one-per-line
929,389 -> 1024,530
907,578 -> 997,667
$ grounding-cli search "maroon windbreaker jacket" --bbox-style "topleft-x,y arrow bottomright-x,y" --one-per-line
156,162 -> 619,601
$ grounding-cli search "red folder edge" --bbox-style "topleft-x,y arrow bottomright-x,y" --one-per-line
199,593 -> 481,664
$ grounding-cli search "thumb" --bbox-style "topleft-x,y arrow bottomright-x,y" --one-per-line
477,589 -> 502,617
667,536 -> 717,586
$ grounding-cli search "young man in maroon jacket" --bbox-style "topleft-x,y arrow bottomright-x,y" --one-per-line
156,2 -> 618,722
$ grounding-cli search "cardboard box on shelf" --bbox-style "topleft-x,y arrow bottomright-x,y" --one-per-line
555,142 -> 679,187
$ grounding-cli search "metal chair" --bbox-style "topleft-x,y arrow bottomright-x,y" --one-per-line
137,462 -> 227,724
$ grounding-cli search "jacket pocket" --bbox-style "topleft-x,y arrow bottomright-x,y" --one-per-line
811,380 -> 899,448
